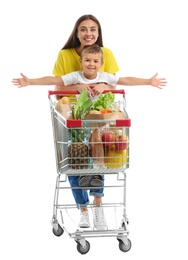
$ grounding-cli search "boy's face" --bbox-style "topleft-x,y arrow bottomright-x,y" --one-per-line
80,52 -> 103,79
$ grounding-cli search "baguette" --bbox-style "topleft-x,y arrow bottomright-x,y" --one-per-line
89,129 -> 104,166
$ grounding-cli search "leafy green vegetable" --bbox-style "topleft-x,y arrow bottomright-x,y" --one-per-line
72,90 -> 93,119
93,92 -> 115,111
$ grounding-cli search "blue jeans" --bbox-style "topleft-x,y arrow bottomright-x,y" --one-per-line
68,175 -> 104,208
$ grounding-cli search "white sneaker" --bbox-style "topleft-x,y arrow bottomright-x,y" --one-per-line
79,211 -> 90,228
92,206 -> 108,230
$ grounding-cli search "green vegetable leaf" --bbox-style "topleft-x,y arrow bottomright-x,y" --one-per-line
93,92 -> 115,111
72,90 -> 93,119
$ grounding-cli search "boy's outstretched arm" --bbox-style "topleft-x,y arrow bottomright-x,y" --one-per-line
150,73 -> 167,89
12,73 -> 64,88
117,72 -> 167,89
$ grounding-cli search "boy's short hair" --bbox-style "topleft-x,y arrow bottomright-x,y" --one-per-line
80,44 -> 103,61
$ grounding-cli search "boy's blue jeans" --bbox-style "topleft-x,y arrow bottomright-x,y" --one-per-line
68,175 -> 104,208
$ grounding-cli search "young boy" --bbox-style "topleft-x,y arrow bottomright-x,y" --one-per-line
12,44 -> 167,97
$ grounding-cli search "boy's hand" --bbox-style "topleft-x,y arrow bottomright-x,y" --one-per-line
76,84 -> 94,96
151,73 -> 167,89
12,73 -> 29,87
92,83 -> 115,96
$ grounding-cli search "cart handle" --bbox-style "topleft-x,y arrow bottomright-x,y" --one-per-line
48,89 -> 125,97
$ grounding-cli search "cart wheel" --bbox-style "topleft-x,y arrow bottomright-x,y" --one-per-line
52,224 -> 64,237
76,240 -> 90,254
118,238 -> 131,252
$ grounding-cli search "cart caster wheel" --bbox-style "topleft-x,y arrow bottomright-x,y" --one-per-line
76,240 -> 90,254
52,224 -> 64,237
118,238 -> 131,252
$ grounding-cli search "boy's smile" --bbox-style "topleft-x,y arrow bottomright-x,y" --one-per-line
80,52 -> 103,79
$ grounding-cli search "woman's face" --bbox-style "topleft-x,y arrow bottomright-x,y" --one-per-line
77,19 -> 99,48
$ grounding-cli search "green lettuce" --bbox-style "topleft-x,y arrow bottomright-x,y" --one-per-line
93,92 -> 115,111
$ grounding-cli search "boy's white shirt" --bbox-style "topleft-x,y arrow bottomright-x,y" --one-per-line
61,71 -> 119,86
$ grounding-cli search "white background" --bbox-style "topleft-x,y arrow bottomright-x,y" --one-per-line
1,0 -> 188,259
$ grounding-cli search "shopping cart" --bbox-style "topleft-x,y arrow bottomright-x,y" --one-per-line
48,89 -> 131,254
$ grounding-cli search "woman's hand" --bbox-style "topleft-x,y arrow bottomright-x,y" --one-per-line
150,73 -> 167,89
12,73 -> 29,87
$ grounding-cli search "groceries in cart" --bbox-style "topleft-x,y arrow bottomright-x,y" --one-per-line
55,90 -> 130,173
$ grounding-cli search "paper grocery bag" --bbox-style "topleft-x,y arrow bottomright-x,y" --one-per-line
55,103 -> 72,119
85,111 -> 126,127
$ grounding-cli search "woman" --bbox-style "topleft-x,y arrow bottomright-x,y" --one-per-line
53,14 -> 119,94
52,14 -> 119,230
